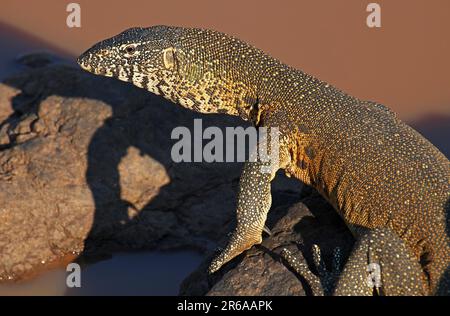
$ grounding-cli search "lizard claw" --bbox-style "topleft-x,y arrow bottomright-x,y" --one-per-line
263,225 -> 273,236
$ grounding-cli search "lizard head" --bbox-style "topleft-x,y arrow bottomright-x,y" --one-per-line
78,25 -> 259,118
77,26 -> 180,95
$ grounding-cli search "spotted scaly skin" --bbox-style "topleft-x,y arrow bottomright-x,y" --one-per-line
78,25 -> 450,295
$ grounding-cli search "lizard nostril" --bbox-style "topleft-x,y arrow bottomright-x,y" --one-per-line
76,55 -> 85,66
77,51 -> 92,71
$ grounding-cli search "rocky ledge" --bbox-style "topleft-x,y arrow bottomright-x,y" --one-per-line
0,54 -> 354,294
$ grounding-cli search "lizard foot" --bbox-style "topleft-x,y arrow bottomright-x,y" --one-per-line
281,244 -> 342,296
311,244 -> 342,295
208,232 -> 262,274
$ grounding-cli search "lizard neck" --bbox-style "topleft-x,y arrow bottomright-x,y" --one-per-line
172,29 -> 358,127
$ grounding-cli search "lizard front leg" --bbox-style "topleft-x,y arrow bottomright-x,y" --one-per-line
208,123 -> 285,274
208,159 -> 278,273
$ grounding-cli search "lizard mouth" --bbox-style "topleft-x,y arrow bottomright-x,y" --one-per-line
77,51 -> 107,75
78,61 -> 92,72
77,56 -> 111,77
78,62 -> 106,76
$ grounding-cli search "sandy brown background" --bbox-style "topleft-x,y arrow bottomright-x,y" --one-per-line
1,0 -> 449,121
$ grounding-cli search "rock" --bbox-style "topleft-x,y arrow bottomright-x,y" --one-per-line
0,56 -> 354,295
15,52 -> 61,69
179,194 -> 354,296
0,84 -> 19,127
0,60 -> 308,282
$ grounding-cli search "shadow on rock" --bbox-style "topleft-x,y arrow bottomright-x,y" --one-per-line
180,191 -> 354,296
0,56 -> 308,291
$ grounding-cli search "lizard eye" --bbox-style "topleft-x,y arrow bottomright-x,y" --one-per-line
124,44 -> 137,56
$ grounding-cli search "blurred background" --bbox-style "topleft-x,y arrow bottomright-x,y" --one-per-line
0,0 -> 449,295
2,0 -> 450,121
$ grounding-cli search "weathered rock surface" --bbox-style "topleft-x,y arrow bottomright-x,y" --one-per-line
2,54 -> 445,295
0,56 -> 324,288
179,193 -> 354,296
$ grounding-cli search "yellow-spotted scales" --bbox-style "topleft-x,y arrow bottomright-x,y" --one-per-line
78,25 -> 450,296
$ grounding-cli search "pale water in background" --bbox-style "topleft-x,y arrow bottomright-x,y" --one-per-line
0,251 -> 203,296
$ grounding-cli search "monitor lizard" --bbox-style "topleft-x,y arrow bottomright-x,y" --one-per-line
77,25 -> 450,295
